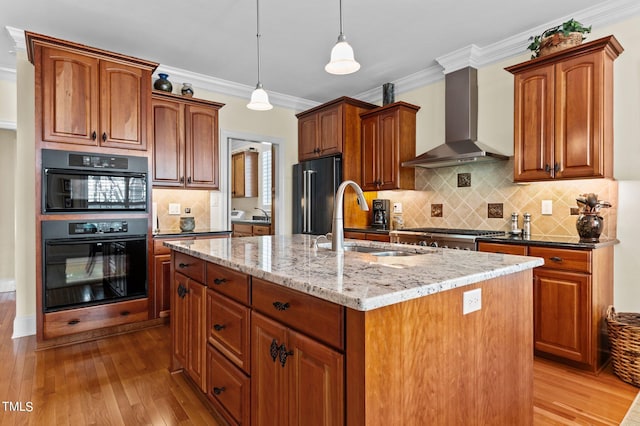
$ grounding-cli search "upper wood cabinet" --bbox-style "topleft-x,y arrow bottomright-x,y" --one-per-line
231,151 -> 258,198
26,31 -> 158,151
296,96 -> 377,165
506,36 -> 623,182
151,91 -> 224,189
360,101 -> 420,191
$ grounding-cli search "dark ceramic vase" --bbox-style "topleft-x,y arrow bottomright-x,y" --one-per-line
180,216 -> 195,232
154,73 -> 173,92
576,213 -> 603,242
181,83 -> 194,97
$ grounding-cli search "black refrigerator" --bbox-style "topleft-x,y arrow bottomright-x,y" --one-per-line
292,156 -> 342,235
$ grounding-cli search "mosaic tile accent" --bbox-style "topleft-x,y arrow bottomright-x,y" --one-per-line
488,203 -> 503,218
458,173 -> 471,187
378,158 -> 618,238
431,204 -> 443,217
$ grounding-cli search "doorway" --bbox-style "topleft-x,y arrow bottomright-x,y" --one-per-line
220,130 -> 284,234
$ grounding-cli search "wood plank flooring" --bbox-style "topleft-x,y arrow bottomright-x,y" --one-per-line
0,291 -> 637,425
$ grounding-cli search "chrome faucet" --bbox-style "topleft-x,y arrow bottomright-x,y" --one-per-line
254,207 -> 270,221
332,180 -> 369,252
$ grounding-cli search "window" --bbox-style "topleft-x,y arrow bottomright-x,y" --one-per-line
262,148 -> 272,206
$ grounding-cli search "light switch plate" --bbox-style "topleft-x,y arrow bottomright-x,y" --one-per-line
541,200 -> 553,215
169,203 -> 181,215
393,202 -> 403,213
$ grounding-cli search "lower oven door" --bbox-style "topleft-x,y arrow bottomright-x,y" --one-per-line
43,235 -> 147,312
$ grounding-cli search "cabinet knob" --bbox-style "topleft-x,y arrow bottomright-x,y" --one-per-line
554,163 -> 560,173
91,131 -> 97,141
213,386 -> 225,395
180,177 -> 184,183
177,283 -> 189,298
213,324 -> 226,331
120,311 -> 130,316
187,177 -> 192,184
102,132 -> 107,142
213,278 -> 227,285
272,301 -> 290,311
270,339 -> 280,362
178,263 -> 190,268
278,344 -> 293,367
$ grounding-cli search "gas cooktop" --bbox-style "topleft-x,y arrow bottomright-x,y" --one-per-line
394,228 -> 505,237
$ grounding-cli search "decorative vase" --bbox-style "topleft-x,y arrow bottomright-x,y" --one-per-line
154,73 -> 173,92
576,213 -> 603,242
181,83 -> 194,97
180,216 -> 195,232
383,82 -> 395,105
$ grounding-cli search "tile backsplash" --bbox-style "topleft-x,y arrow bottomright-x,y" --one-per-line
153,189 -> 212,231
378,158 -> 618,238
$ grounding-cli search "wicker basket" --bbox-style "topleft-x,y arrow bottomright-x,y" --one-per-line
607,306 -> 640,387
539,32 -> 584,57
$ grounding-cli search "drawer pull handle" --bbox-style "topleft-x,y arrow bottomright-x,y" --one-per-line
177,283 -> 189,299
178,263 -> 190,268
270,339 -> 279,362
213,386 -> 225,395
549,256 -> 563,262
213,324 -> 226,331
278,344 -> 294,367
273,301 -> 290,311
68,319 -> 80,325
213,278 -> 227,285
120,311 -> 130,316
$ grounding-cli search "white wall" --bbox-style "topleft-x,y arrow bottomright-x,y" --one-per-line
0,129 -> 16,292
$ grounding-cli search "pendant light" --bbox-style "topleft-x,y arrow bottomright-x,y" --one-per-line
325,0 -> 360,75
247,0 -> 273,110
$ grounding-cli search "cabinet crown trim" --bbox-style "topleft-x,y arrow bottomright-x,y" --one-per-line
295,96 -> 377,118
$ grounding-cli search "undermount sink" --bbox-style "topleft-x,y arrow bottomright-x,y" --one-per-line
317,242 -> 417,257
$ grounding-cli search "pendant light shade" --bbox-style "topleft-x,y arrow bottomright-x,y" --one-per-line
247,0 -> 272,111
325,0 -> 360,75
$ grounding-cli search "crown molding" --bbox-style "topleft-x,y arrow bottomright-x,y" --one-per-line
0,120 -> 17,130
355,65 -> 444,103
155,64 -> 319,112
5,26 -> 26,52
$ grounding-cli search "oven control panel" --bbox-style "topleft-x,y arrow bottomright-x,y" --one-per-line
68,221 -> 129,234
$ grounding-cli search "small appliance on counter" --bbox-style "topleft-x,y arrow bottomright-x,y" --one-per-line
372,199 -> 391,229
230,209 -> 245,221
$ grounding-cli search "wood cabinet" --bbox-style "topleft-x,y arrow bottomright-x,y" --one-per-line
26,32 -> 157,151
295,97 -> 377,172
232,223 -> 272,237
360,102 -> 420,191
506,36 -> 623,182
478,241 -> 614,372
344,231 -> 390,242
171,253 -> 208,391
151,91 -> 224,189
231,151 -> 258,198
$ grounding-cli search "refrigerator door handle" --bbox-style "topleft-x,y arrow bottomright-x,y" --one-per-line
302,170 -> 308,232
307,170 -> 316,233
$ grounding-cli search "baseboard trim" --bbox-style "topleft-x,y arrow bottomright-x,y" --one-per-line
12,314 -> 36,338
0,279 -> 16,292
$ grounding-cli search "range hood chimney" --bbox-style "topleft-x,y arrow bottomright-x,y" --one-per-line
402,67 -> 508,168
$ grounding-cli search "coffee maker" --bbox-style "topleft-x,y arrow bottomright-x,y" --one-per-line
372,199 -> 391,229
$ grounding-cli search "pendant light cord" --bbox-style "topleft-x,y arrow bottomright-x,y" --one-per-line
256,0 -> 262,87
339,0 -> 344,36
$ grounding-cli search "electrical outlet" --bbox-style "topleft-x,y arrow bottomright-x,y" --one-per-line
184,207 -> 191,214
393,202 -> 403,213
463,288 -> 482,315
168,203 -> 181,215
541,200 -> 553,215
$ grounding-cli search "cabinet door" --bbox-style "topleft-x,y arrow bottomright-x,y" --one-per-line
231,153 -> 245,197
298,114 -> 318,162
318,105 -> 342,156
533,268 -> 591,363
99,60 -> 148,150
513,65 -> 555,181
185,105 -> 219,189
361,115 -> 379,190
288,331 -> 344,426
152,98 -> 184,186
555,52 -> 605,179
41,46 -> 99,145
378,109 -> 399,190
251,312 -> 288,425
172,272 -> 189,368
153,254 -> 172,318
187,280 -> 207,392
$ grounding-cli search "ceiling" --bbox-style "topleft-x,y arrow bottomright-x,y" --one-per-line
1,0 -> 637,107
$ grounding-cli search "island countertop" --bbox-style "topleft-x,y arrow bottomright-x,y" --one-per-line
164,234 -> 543,311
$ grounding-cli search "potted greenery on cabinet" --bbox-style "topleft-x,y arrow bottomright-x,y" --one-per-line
527,18 -> 592,58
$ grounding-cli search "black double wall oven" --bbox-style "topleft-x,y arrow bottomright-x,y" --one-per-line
41,149 -> 149,313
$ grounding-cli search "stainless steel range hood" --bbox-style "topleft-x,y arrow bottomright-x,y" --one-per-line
402,67 -> 508,168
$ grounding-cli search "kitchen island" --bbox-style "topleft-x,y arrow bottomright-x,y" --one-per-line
165,234 -> 543,425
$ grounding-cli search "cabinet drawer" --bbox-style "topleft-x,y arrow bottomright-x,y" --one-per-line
207,345 -> 250,426
478,242 -> 528,256
232,224 -> 253,234
252,278 -> 344,350
174,252 -> 205,282
529,246 -> 591,273
43,298 -> 148,339
207,290 -> 251,373
207,263 -> 251,305
252,225 -> 271,236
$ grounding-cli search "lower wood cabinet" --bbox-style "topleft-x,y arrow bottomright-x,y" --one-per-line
344,231 -> 390,243
477,241 -> 613,372
207,344 -> 251,426
232,223 -> 272,237
251,312 -> 344,426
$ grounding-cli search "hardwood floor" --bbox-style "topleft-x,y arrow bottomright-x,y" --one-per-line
0,290 -> 637,425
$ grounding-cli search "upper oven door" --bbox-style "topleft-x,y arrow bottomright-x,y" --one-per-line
43,168 -> 147,213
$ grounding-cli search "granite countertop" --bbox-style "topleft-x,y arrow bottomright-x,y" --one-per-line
477,234 -> 619,249
164,234 -> 543,311
154,228 -> 231,238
